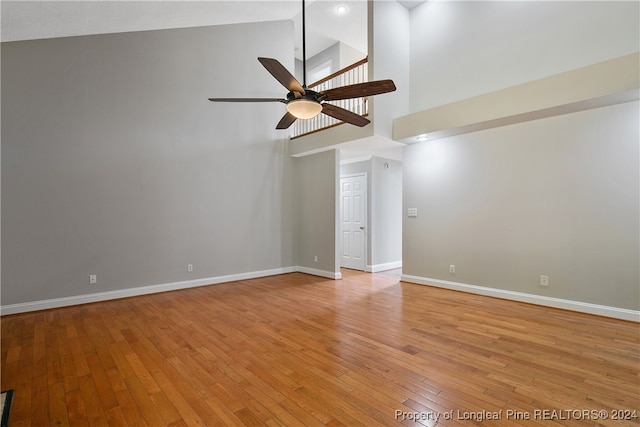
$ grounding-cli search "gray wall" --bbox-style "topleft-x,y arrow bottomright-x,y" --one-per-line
2,21 -> 296,305
403,101 -> 639,310
402,1 -> 639,311
370,157 -> 402,268
294,150 -> 339,276
370,0 -> 409,140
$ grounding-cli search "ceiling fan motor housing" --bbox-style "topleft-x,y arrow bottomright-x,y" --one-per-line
286,89 -> 321,103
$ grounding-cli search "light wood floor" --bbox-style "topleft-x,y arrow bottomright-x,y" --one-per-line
2,270 -> 638,426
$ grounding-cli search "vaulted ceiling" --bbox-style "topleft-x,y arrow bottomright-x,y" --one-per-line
2,1 -> 425,59
2,1 -> 381,60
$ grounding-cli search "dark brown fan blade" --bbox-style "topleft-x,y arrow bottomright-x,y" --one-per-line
208,98 -> 286,103
276,112 -> 297,130
322,103 -> 370,127
258,57 -> 305,95
320,79 -> 396,101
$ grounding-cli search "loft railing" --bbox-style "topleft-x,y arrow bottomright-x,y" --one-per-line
291,57 -> 368,139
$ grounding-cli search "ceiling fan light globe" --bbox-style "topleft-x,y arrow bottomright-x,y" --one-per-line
286,99 -> 322,119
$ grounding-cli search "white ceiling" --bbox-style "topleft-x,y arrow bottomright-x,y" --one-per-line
1,0 -> 381,60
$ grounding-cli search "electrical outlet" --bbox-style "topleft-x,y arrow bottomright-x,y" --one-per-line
187,264 -> 193,272
540,275 -> 549,287
449,265 -> 455,274
314,256 -> 318,263
89,275 -> 97,285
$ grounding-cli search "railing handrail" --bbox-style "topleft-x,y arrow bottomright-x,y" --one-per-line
308,57 -> 368,88
291,57 -> 369,139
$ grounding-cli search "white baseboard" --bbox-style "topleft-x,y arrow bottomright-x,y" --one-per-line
296,266 -> 342,280
1,267 -> 299,316
14,269 -> 632,320
401,274 -> 640,322
366,261 -> 402,273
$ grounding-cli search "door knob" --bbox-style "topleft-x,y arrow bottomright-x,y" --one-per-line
360,226 -> 365,230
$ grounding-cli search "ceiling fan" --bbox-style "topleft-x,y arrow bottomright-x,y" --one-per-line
208,0 -> 396,130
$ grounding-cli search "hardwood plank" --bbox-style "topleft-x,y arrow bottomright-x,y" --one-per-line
114,387 -> 148,427
77,374 -> 109,427
30,387 -> 50,426
49,381 -> 71,426
1,270 -> 638,426
203,393 -> 246,426
5,345 -> 21,364
123,376 -> 168,427
86,354 -> 119,411
151,370 -> 207,427
124,352 -> 162,395
65,388 -> 89,427
104,406 -> 128,427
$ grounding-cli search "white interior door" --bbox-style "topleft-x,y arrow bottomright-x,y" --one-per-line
340,174 -> 367,271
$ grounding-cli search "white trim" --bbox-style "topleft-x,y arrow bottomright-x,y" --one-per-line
296,266 -> 342,280
366,261 -> 402,273
15,269 -> 634,320
0,267 -> 347,315
1,267 -> 298,316
401,274 -> 640,322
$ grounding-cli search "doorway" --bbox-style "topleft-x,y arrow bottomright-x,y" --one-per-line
338,155 -> 403,275
340,173 -> 367,271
